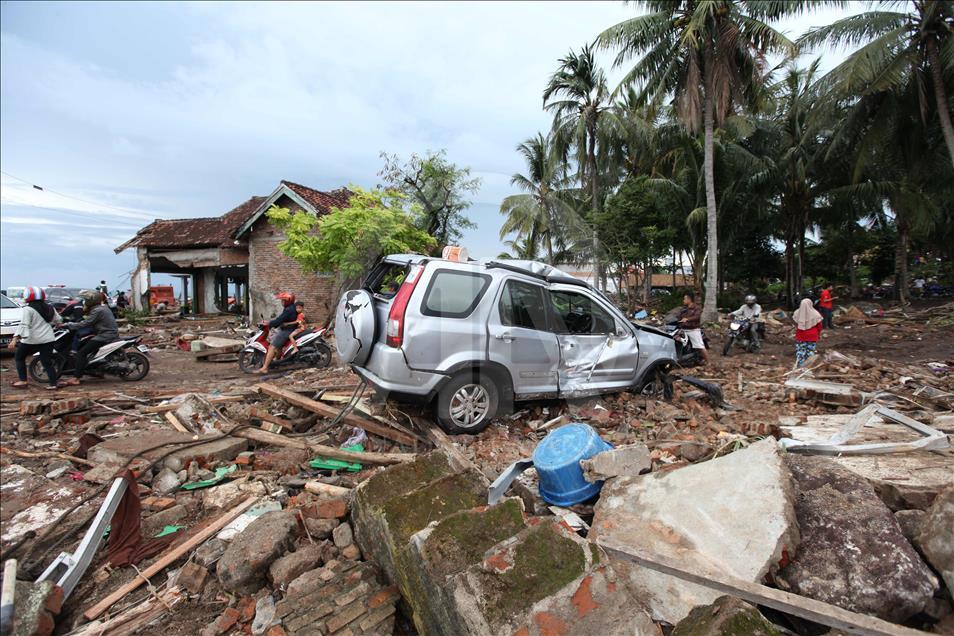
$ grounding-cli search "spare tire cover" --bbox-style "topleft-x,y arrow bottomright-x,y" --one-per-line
335,289 -> 376,365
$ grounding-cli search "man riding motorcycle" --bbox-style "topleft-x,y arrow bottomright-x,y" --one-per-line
257,291 -> 299,374
60,291 -> 119,386
730,294 -> 763,348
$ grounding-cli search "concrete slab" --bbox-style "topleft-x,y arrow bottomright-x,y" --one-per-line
87,432 -> 247,468
589,438 -> 799,625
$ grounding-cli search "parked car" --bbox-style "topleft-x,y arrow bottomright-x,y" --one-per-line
1,294 -> 22,349
335,255 -> 678,434
43,287 -> 85,313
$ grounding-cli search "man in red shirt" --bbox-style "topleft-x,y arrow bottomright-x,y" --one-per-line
818,283 -> 835,329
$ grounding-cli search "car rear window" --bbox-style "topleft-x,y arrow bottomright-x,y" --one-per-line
421,270 -> 491,318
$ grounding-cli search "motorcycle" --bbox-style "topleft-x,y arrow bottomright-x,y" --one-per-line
238,323 -> 332,373
663,321 -> 709,367
722,318 -> 763,356
29,329 -> 151,383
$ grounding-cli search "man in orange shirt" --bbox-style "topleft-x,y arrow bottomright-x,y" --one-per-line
818,283 -> 835,329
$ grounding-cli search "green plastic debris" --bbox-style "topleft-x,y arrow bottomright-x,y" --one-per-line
154,525 -> 185,538
309,444 -> 364,472
182,464 -> 237,490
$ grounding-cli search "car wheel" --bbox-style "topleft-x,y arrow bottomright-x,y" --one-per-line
436,372 -> 499,435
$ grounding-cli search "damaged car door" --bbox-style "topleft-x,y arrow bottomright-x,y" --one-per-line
487,278 -> 560,397
548,286 -> 639,395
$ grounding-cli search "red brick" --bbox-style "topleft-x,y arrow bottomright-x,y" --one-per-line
44,585 -> 64,615
571,575 -> 598,618
144,496 -> 176,511
265,627 -> 286,636
513,628 -> 530,636
177,561 -> 209,595
483,550 -> 514,573
237,596 -> 256,623
317,498 -> 347,519
216,607 -> 241,632
367,585 -> 400,609
533,611 -> 568,636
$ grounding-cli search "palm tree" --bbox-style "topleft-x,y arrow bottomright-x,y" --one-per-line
499,133 -> 580,263
799,0 -> 954,169
599,1 -> 804,320
543,43 -> 617,289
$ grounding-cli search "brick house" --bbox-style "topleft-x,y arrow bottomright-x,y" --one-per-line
116,181 -> 352,324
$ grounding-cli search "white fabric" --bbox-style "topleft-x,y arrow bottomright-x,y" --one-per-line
14,306 -> 61,344
732,304 -> 762,321
685,328 -> 705,349
793,298 -> 822,331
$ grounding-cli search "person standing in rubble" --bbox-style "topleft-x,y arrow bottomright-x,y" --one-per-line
792,297 -> 823,367
256,291 -> 299,374
677,292 -> 708,365
817,282 -> 836,330
8,287 -> 61,390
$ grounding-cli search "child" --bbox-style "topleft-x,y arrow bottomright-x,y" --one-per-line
287,301 -> 306,353
793,297 -> 823,367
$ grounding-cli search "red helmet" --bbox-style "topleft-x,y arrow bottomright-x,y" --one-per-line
24,286 -> 46,302
275,292 -> 296,307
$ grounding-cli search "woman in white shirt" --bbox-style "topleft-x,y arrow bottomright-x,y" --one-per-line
8,287 -> 61,390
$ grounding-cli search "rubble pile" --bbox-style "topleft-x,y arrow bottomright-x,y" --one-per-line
0,316 -> 951,635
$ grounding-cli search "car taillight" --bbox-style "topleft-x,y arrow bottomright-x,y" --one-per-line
386,266 -> 422,348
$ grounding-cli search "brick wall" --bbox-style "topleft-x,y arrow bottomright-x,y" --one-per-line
247,194 -> 337,326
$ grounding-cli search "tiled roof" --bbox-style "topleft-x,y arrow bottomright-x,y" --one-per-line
115,196 -> 265,252
281,181 -> 353,214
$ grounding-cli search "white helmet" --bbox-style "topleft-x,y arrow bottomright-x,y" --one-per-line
745,294 -> 757,306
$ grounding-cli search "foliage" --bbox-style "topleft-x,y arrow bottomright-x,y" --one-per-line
265,186 -> 437,282
379,150 -> 481,248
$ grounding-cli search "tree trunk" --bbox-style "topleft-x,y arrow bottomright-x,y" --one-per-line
672,246 -> 677,289
702,80 -> 719,322
797,231 -> 806,293
895,212 -> 910,305
784,239 -> 794,309
927,38 -> 954,171
587,118 -> 602,293
848,253 -> 859,299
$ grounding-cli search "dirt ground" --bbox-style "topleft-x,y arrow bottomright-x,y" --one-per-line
0,301 -> 951,635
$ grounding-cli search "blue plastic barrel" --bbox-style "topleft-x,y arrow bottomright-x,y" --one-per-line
532,423 -> 612,506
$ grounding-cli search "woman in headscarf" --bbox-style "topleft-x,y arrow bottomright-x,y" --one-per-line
7,286 -> 61,389
792,297 -> 823,367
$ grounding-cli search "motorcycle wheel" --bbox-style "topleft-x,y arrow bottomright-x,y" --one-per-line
239,349 -> 265,374
119,351 -> 150,381
310,342 -> 332,369
747,340 -> 761,353
28,353 -> 66,383
722,336 -> 734,357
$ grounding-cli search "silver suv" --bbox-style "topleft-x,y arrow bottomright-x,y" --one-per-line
335,255 -> 677,434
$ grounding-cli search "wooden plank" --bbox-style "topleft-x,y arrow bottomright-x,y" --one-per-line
597,543 -> 927,636
83,496 -> 258,621
228,426 -> 414,466
255,383 -> 418,446
248,407 -> 294,430
412,416 -> 473,473
163,411 -> 190,433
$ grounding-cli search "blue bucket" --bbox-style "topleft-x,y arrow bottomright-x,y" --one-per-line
532,423 -> 612,507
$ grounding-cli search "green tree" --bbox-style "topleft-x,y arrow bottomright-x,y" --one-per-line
799,0 -> 954,169
266,186 -> 437,319
599,0 -> 802,320
379,150 -> 481,248
499,132 -> 581,263
543,43 -> 618,289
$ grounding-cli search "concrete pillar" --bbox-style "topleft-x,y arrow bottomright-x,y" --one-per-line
131,247 -> 151,312
200,269 -> 217,314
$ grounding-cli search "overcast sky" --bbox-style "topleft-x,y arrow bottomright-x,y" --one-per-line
0,1 -> 859,291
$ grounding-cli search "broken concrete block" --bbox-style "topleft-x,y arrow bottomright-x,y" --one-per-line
917,487 -> 954,594
11,580 -> 62,636
202,480 -> 267,510
303,517 -> 338,540
217,510 -> 298,593
778,455 -> 939,622
589,438 -> 799,625
251,594 -> 276,635
332,522 -> 353,548
895,509 -> 928,546
580,443 -> 651,482
196,538 -> 227,568
49,397 -> 90,417
672,596 -> 779,635
268,541 -> 327,590
152,467 -> 182,495
177,561 -> 209,595
87,432 -> 247,469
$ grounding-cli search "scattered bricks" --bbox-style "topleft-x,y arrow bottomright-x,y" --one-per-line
359,604 -> 397,632
334,581 -> 370,608
265,626 -> 286,636
19,400 -> 48,416
49,397 -> 90,416
17,421 -> 36,437
177,561 -> 210,595
317,498 -> 348,519
236,452 -> 254,466
284,603 -> 335,633
142,496 -> 176,511
325,600 -> 366,633
340,544 -> 361,560
332,522 -> 354,548
253,449 -> 309,475
215,607 -> 241,633
61,412 -> 91,427
142,504 -> 188,537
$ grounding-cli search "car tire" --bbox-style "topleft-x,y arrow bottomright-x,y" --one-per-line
435,371 -> 499,435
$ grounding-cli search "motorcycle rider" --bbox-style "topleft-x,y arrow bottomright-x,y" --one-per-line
60,292 -> 119,386
257,291 -> 299,374
730,294 -> 763,347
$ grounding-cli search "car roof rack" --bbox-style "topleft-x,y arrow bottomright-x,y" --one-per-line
482,260 -> 589,288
